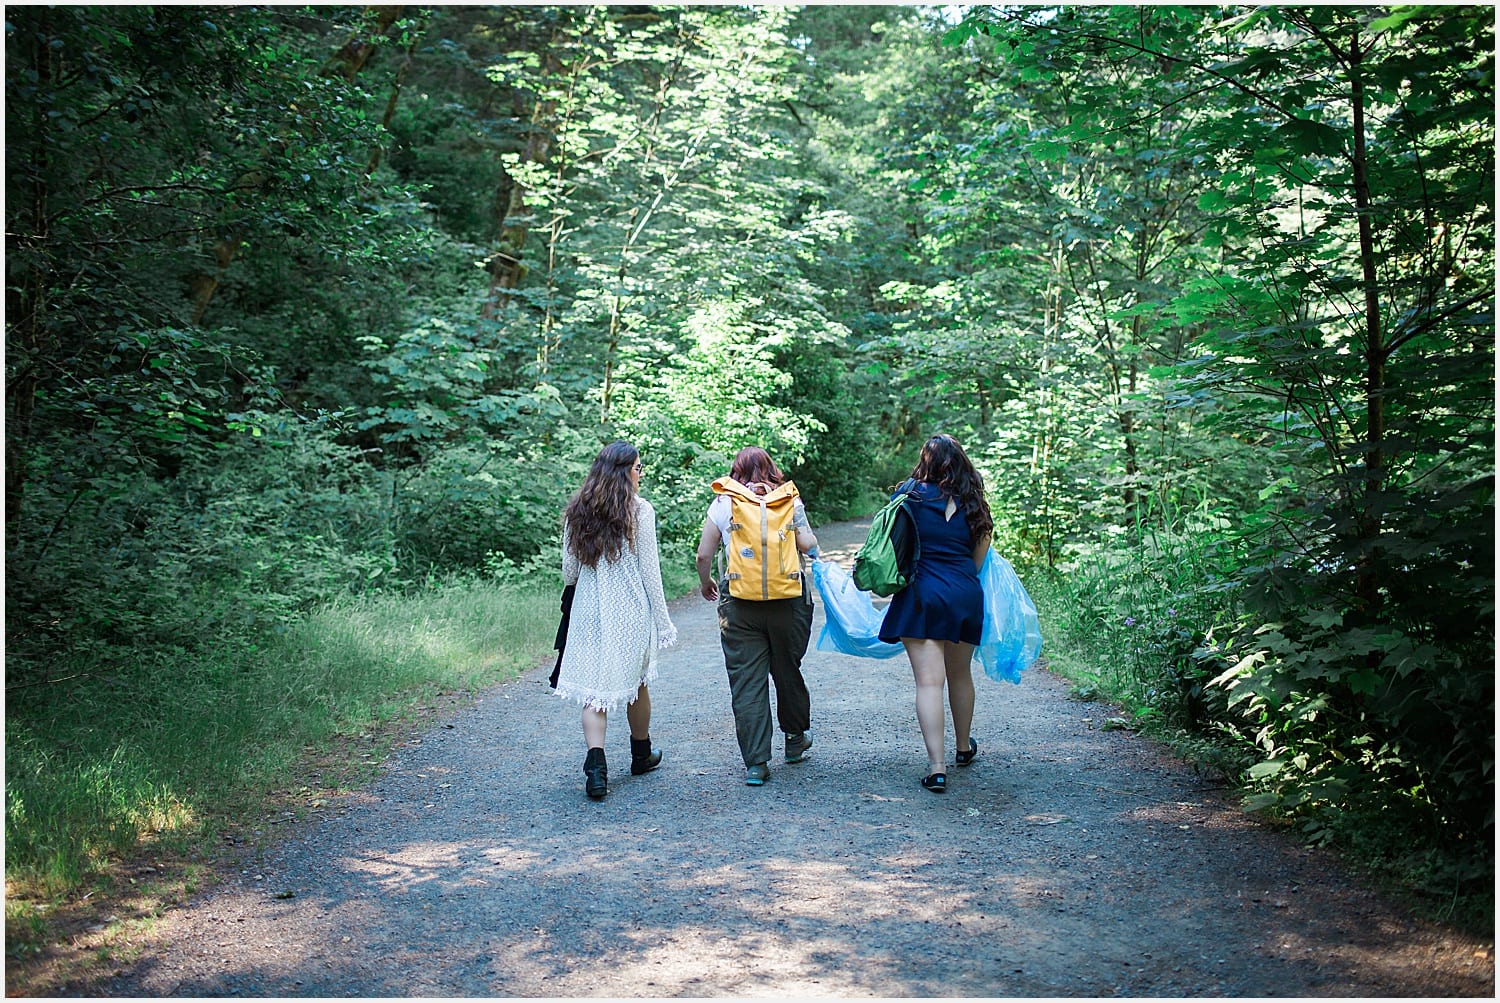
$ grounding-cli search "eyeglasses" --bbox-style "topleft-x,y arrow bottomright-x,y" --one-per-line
632,462 -> 644,473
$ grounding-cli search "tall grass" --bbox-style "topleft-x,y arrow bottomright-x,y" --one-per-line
1029,506 -> 1245,743
5,579 -> 557,899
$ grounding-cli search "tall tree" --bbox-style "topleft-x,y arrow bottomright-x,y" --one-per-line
950,3 -> 1494,846
1173,5 -> 1494,843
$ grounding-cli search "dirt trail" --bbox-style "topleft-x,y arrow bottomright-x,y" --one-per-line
101,518 -> 1492,997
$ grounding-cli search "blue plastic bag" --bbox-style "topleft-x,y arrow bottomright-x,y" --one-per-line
811,559 -> 905,659
976,548 -> 1042,683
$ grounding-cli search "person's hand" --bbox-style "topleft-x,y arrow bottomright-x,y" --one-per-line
700,580 -> 719,601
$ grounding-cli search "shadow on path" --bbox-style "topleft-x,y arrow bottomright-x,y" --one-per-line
107,519 -> 1494,997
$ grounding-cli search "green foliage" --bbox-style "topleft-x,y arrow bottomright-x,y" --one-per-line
1211,476 -> 1495,846
939,1 -> 1493,913
6,4 -> 1492,926
613,300 -> 823,463
1159,6 -> 1495,857
5,577 -> 557,896
1042,508 -> 1244,734
779,343 -> 885,521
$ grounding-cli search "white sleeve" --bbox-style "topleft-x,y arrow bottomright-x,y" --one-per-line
635,498 -> 677,648
561,521 -> 580,586
708,494 -> 733,542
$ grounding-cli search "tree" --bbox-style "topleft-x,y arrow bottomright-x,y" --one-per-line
952,3 -> 1494,849
1175,5 -> 1493,848
4,6 -> 411,670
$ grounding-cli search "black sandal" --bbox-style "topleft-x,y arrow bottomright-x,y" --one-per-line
921,772 -> 946,793
956,737 -> 979,766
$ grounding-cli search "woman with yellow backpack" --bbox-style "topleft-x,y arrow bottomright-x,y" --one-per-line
695,447 -> 820,786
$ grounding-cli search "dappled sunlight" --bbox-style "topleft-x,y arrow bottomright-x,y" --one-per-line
339,840 -> 527,895
7,4 -> 1492,997
125,787 -> 199,840
249,829 -> 1131,994
89,638 -> 1495,1000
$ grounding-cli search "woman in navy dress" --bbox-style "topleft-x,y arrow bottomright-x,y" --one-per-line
879,434 -> 992,793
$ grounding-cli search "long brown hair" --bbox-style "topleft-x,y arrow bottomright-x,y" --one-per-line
563,441 -> 639,568
729,446 -> 784,490
909,434 -> 992,541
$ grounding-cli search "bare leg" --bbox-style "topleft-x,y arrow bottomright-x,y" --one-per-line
625,684 -> 652,740
945,642 -> 976,754
582,706 -> 607,749
903,638 -> 949,775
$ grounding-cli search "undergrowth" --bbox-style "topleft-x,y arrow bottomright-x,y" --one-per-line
1027,525 -> 1495,938
4,578 -> 557,908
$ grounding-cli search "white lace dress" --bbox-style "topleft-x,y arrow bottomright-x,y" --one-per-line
555,495 -> 678,713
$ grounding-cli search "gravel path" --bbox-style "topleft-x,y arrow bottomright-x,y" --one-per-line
106,519 -> 1493,997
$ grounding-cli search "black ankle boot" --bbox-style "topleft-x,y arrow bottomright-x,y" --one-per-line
584,747 -> 608,799
630,736 -> 662,775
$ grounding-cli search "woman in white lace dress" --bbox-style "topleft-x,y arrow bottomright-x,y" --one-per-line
557,441 -> 677,799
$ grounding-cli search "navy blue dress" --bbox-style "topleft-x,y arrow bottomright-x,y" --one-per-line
878,481 -> 983,645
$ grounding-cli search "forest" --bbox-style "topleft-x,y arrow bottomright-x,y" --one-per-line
5,4 -> 1493,936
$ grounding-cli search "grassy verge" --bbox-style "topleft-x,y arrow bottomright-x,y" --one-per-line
661,560 -> 702,603
5,578 -> 558,983
1027,565 -> 1255,781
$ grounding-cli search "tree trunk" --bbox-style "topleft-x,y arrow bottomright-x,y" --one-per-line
1038,238 -> 1065,566
1348,28 -> 1385,616
366,23 -> 420,177
484,40 -> 564,316
1121,313 -> 1143,519
599,206 -> 640,424
597,44 -> 692,423
1119,217 -> 1155,522
7,12 -> 56,528
538,209 -> 566,374
324,6 -> 406,82
189,230 -> 245,326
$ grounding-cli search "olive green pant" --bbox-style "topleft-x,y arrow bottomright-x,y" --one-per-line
717,580 -> 814,767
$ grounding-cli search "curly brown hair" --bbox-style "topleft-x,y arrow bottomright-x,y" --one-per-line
563,441 -> 639,568
909,433 -> 992,542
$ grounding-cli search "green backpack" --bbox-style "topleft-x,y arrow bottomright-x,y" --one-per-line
853,482 -> 919,597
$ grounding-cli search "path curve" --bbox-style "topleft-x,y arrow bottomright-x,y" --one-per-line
108,519 -> 1493,997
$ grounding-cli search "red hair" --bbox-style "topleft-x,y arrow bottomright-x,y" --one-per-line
730,446 -> 785,488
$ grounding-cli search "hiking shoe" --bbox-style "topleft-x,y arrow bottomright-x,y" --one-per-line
745,763 -> 770,786
955,737 -> 979,766
784,730 -> 813,763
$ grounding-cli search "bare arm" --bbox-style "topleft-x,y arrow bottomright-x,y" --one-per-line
695,516 -> 722,601
972,531 -> 992,571
793,499 -> 819,557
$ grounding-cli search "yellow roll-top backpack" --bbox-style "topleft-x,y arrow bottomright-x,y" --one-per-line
711,476 -> 804,600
